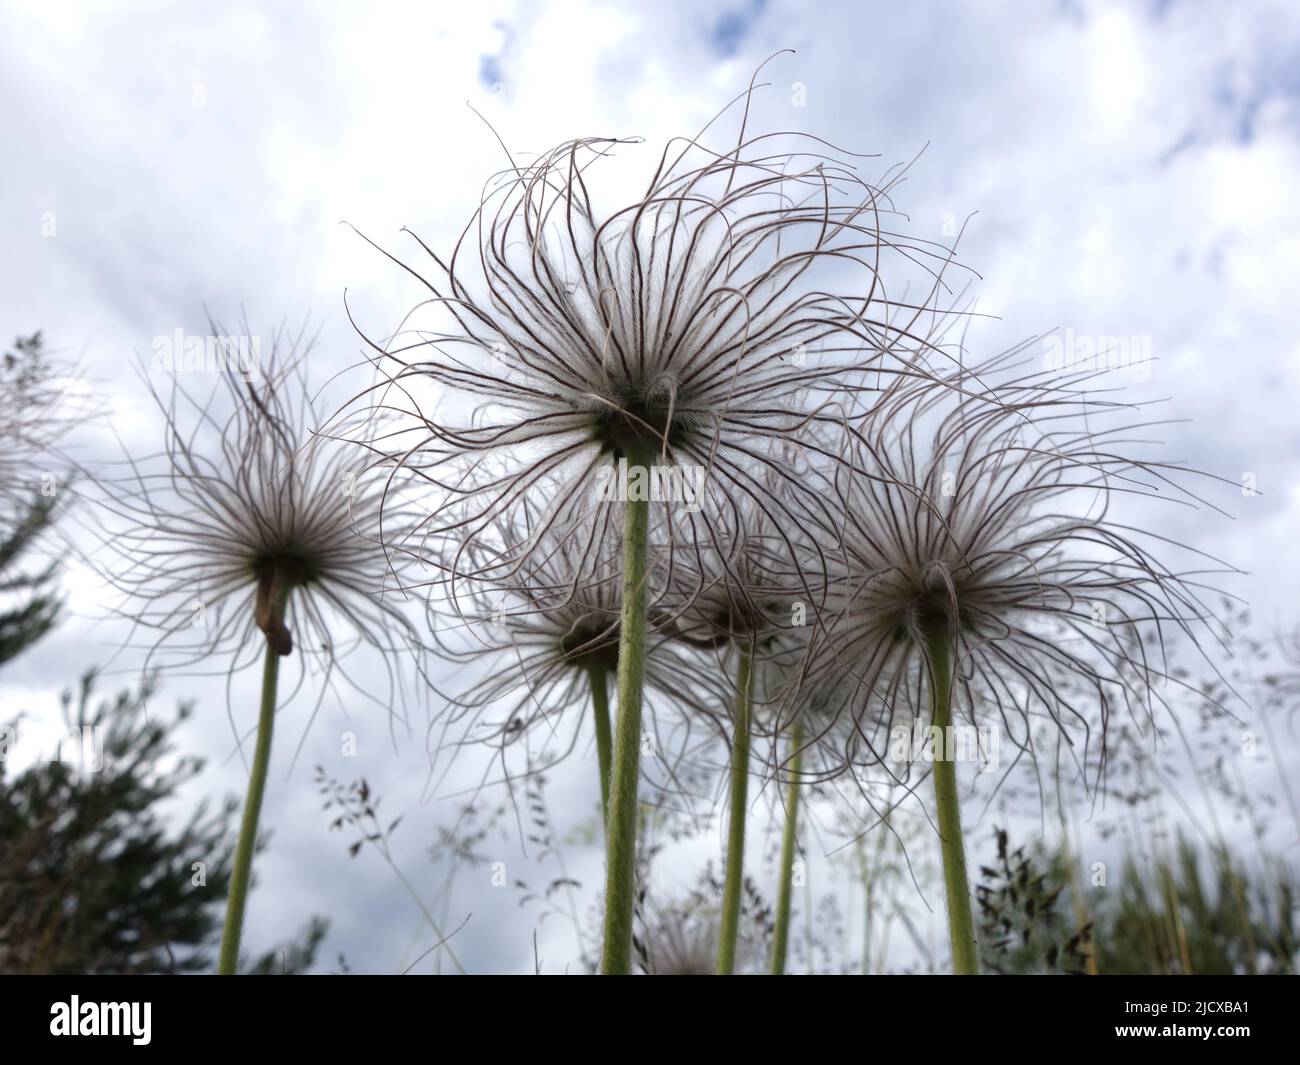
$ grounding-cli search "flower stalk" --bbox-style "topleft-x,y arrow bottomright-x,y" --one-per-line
926,623 -> 979,975
599,440 -> 653,975
587,663 -> 613,822
218,586 -> 290,975
769,719 -> 803,975
716,646 -> 753,974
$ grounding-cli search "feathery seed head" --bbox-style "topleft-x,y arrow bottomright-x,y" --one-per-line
87,318 -> 426,719
427,516 -> 727,758
340,67 -> 969,582
800,353 -> 1236,782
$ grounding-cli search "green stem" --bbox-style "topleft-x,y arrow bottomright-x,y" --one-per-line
384,854 -> 466,975
218,595 -> 288,975
599,440 -> 653,975
769,718 -> 803,975
926,625 -> 979,975
716,647 -> 753,975
587,663 -> 613,823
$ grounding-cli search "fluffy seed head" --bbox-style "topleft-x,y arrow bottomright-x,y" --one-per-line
87,318 -> 427,725
340,71 -> 969,584
799,352 -> 1235,785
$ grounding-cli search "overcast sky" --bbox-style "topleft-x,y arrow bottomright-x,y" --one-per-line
3,0 -> 1299,974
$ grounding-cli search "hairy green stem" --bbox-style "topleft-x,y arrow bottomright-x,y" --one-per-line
769,718 -> 803,975
218,593 -> 289,975
587,663 -> 613,822
716,647 -> 753,975
927,626 -> 979,975
599,441 -> 652,975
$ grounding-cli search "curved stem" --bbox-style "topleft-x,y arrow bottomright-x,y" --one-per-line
587,664 -> 613,823
383,856 -> 467,975
769,718 -> 803,975
926,625 -> 979,975
218,591 -> 289,975
716,647 -> 753,975
599,440 -> 652,975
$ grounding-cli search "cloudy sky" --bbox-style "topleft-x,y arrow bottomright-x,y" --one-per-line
3,0 -> 1299,973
